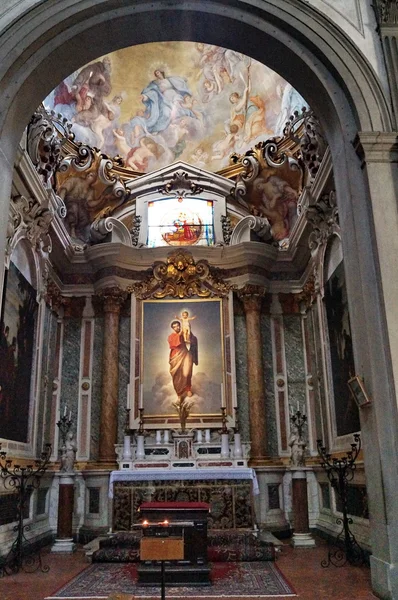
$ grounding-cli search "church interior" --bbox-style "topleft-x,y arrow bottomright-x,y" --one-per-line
0,1 -> 397,599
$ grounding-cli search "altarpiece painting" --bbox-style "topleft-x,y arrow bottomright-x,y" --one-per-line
130,294 -> 236,430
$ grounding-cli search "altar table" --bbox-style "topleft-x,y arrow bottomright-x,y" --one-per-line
109,468 -> 258,531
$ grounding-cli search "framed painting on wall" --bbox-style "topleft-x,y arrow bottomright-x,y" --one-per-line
129,295 -> 236,429
0,261 -> 37,442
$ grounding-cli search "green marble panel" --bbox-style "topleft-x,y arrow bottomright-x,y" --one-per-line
118,316 -> 131,443
90,318 -> 104,460
234,312 -> 250,442
60,317 -> 81,436
284,315 -> 306,414
261,314 -> 278,456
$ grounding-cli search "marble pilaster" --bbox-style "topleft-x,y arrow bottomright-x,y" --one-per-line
51,473 -> 76,554
233,309 -> 250,442
238,286 -> 268,462
117,315 -> 131,445
98,287 -> 127,465
291,469 -> 315,547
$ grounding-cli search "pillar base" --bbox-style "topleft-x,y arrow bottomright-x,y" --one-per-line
51,537 -> 76,553
291,532 -> 316,548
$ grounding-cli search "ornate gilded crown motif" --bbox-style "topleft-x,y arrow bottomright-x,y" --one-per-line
129,250 -> 233,299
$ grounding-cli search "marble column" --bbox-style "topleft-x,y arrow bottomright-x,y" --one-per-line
98,287 -> 127,464
51,473 -> 76,553
238,285 -> 268,462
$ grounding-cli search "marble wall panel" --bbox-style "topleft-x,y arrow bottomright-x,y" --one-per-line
284,315 -> 306,413
90,318 -> 104,460
307,304 -> 326,440
117,316 -> 131,444
35,306 -> 49,454
261,314 -> 278,456
41,310 -> 58,449
60,318 -> 81,431
307,305 -> 325,439
234,312 -> 250,442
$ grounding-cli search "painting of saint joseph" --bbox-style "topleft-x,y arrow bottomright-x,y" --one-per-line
142,299 -> 223,417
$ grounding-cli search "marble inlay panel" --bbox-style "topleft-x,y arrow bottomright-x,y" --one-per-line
118,316 -> 131,444
60,318 -> 81,432
261,314 -> 278,456
234,313 -> 250,442
284,315 -> 307,415
90,318 -> 104,460
308,305 -> 325,439
35,306 -> 50,454
43,311 -> 58,447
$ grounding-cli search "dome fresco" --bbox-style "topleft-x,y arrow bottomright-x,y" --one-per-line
44,41 -> 308,173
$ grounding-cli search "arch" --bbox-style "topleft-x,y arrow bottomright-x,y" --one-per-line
0,3 -> 398,597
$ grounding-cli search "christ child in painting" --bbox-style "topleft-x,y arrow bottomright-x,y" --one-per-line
175,310 -> 196,343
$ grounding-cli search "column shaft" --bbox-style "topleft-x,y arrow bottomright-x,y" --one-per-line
240,289 -> 268,461
98,288 -> 126,464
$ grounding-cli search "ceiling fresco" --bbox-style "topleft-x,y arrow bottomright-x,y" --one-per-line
44,42 -> 308,174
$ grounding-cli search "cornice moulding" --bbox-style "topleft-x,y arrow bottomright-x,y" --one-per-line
354,132 -> 398,163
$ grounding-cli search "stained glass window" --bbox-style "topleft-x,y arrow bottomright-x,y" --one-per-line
147,197 -> 214,248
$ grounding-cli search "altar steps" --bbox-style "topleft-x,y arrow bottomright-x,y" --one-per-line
91,530 -> 275,563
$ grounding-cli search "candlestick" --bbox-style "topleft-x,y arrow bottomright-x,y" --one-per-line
317,434 -> 365,567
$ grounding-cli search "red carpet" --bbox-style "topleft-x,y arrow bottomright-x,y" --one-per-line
46,561 -> 296,599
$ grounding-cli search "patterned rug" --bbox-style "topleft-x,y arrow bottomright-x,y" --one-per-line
46,562 -> 296,599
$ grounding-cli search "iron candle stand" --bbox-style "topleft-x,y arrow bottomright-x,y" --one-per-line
56,410 -> 73,446
291,410 -> 307,439
0,442 -> 52,576
317,433 -> 366,567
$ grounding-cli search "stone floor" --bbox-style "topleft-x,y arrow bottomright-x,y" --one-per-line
0,537 -> 377,600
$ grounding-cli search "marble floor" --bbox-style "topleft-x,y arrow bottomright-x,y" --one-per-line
0,537 -> 377,600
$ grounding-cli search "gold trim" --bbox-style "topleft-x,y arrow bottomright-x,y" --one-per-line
128,250 -> 234,300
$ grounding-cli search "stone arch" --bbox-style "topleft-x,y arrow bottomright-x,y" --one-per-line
0,3 -> 397,596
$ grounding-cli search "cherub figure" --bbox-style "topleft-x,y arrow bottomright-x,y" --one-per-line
175,310 -> 196,343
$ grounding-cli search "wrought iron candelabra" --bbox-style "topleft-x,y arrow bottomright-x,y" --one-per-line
56,408 -> 73,446
317,433 -> 366,567
291,409 -> 307,435
0,442 -> 52,576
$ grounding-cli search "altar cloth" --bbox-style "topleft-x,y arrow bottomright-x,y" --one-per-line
109,467 -> 259,498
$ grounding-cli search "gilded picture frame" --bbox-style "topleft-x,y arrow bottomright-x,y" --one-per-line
129,293 -> 236,429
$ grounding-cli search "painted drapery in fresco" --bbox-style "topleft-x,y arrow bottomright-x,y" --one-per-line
0,262 -> 37,442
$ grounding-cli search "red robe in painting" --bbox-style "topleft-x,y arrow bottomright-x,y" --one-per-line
168,331 -> 198,397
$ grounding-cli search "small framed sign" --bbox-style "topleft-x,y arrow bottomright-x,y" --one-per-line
347,376 -> 372,408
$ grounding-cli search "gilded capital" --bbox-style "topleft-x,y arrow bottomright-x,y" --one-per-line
97,287 -> 128,314
237,285 -> 266,313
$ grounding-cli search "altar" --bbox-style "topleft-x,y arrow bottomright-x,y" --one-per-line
109,468 -> 258,531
